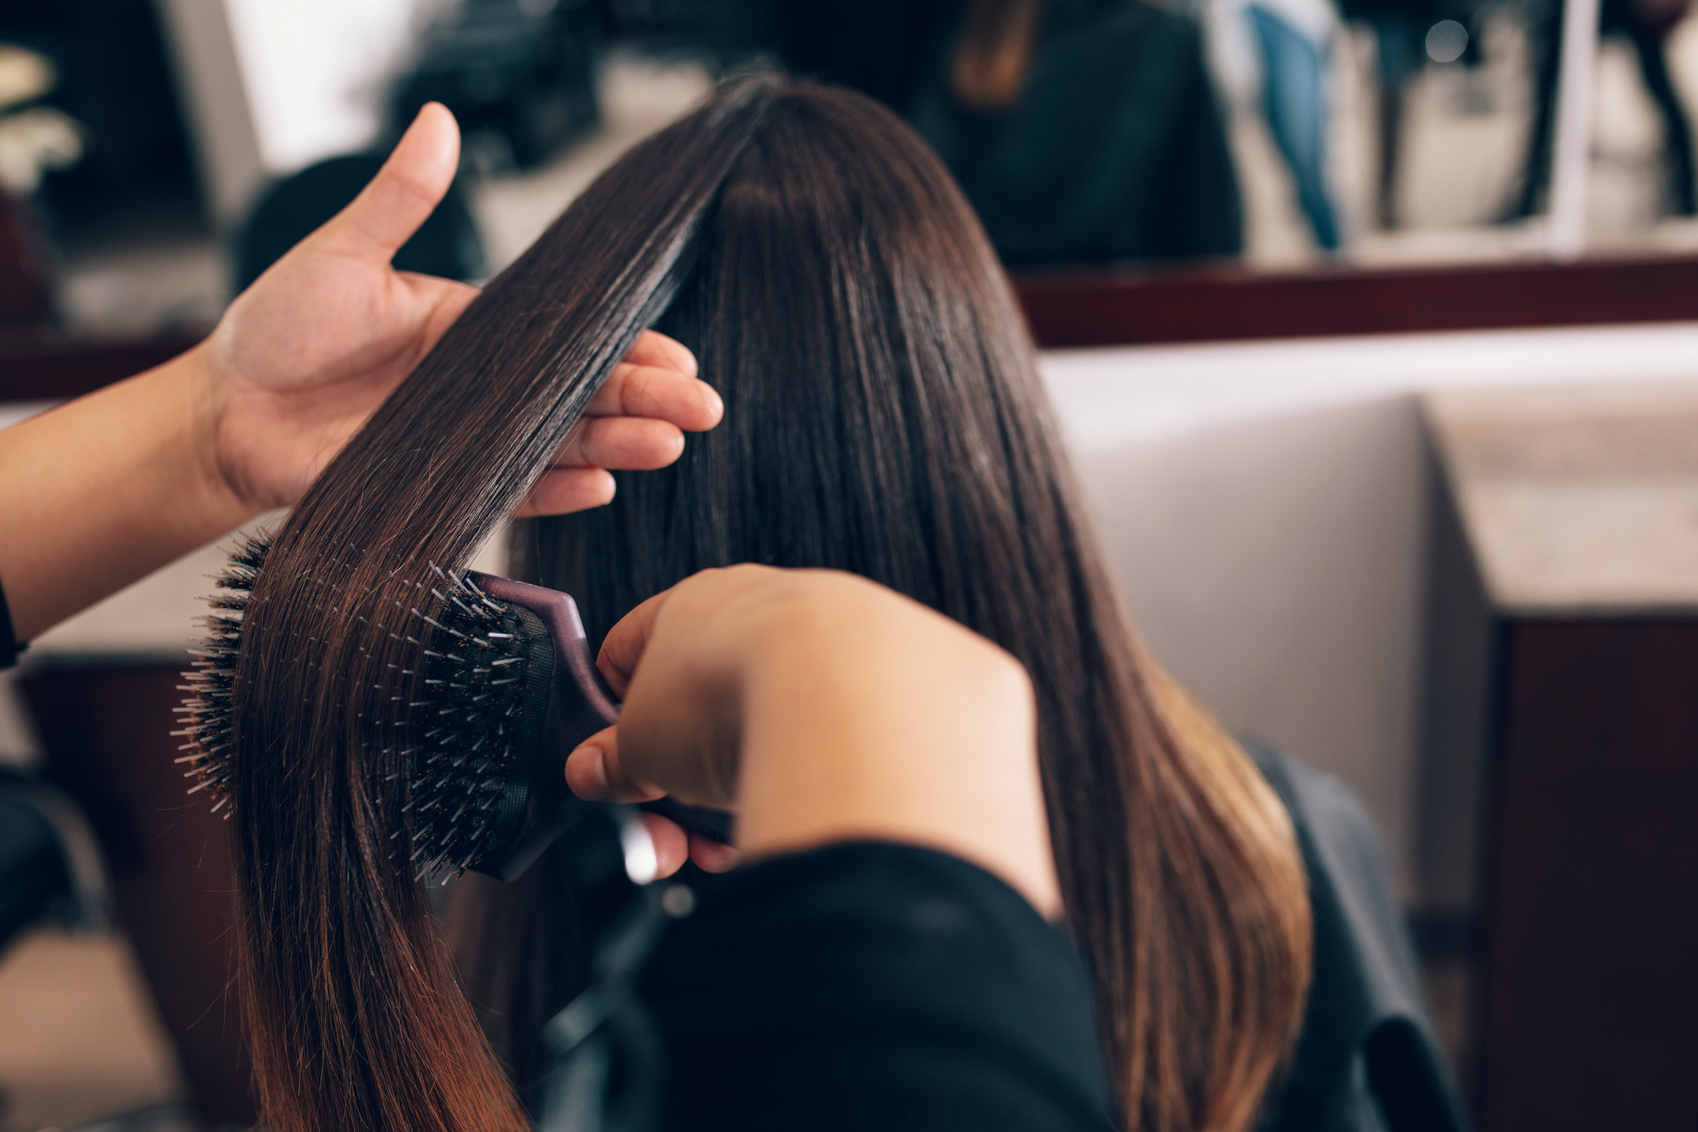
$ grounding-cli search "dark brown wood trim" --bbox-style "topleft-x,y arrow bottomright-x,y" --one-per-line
7,253 -> 1698,400
0,326 -> 208,402
1014,254 -> 1698,348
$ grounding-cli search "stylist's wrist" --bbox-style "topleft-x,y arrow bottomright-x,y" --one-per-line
131,342 -> 258,549
735,587 -> 1055,913
181,341 -> 264,526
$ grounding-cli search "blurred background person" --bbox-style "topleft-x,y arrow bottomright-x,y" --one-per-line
1344,0 -> 1450,230
1192,0 -> 1346,249
1506,0 -> 1696,219
755,0 -> 1246,267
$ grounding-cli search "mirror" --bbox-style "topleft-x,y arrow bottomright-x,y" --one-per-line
2,0 -> 1696,345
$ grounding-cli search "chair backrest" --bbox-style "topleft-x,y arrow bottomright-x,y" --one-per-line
234,153 -> 485,293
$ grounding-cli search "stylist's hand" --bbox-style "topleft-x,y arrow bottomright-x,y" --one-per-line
202,102 -> 719,518
565,566 -> 1059,915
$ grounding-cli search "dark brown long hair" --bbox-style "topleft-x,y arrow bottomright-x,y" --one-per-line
224,77 -> 1309,1132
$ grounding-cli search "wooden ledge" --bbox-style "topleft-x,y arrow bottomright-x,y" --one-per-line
1014,254 -> 1698,348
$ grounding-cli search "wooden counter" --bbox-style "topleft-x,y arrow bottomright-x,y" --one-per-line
1420,384 -> 1698,1132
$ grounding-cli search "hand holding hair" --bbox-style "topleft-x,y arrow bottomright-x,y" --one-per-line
564,564 -> 1062,916
208,103 -> 720,518
0,102 -> 719,641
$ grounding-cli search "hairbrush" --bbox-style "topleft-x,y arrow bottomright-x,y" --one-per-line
175,535 -> 732,883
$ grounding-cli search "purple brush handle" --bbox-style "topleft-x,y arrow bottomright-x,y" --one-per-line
467,572 -> 732,880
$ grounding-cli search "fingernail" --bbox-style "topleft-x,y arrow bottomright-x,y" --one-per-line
697,844 -> 741,874
701,383 -> 724,421
568,744 -> 609,798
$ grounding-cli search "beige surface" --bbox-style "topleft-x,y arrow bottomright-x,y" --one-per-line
27,536 -> 258,662
0,929 -> 183,1131
23,512 -> 508,661
1423,383 -> 1698,613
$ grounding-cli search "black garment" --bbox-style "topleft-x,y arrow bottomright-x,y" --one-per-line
0,582 -> 61,952
544,747 -> 1461,1132
913,0 -> 1244,267
0,578 -> 19,670
625,842 -> 1116,1132
760,0 -> 1244,267
0,789 -> 66,948
1249,743 -> 1469,1132
1512,0 -> 1696,218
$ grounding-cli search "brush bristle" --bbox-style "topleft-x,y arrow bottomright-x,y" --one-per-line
173,531 -> 271,813
177,534 -> 540,880
393,564 -> 536,878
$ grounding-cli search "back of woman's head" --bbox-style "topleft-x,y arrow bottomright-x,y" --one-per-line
221,76 -> 1308,1132
516,84 -> 1312,1132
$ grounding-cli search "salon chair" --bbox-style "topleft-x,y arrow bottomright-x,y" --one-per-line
0,766 -> 108,952
391,0 -> 602,172
19,662 -> 258,1127
235,153 -> 485,293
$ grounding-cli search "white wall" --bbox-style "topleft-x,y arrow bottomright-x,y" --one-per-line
154,0 -> 435,221
1042,322 -> 1698,899
154,0 -> 264,221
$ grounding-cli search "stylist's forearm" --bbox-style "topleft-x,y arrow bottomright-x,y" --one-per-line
736,587 -> 1060,916
0,343 -> 250,640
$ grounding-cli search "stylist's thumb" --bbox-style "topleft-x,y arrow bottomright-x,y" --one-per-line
576,569 -> 756,807
565,726 -> 664,804
316,102 -> 460,262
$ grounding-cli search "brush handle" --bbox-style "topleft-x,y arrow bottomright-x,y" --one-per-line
637,796 -> 735,843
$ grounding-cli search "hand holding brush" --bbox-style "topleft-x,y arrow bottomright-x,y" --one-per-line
562,565 -> 1060,914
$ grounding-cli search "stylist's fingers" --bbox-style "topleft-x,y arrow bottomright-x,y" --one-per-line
611,329 -> 698,383
513,332 -> 714,518
566,733 -> 699,880
513,467 -> 616,517
689,834 -> 740,873
563,416 -> 686,471
594,587 -> 675,696
516,419 -> 690,516
565,732 -> 705,881
519,414 -> 698,517
585,334 -> 719,432
640,813 -> 690,878
317,103 -> 460,261
565,727 -> 662,803
567,737 -> 726,879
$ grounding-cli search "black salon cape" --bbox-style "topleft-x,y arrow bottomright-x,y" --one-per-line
626,760 -> 1468,1132
636,842 -> 1117,1132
